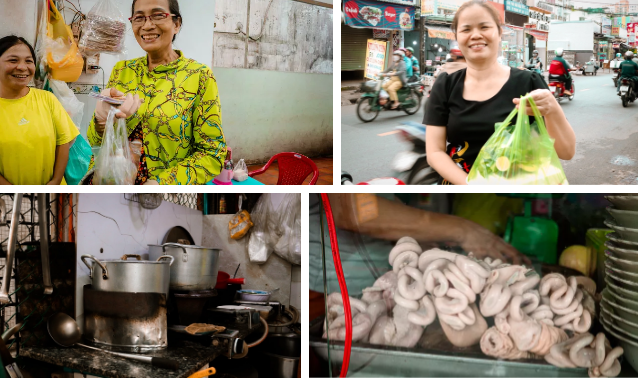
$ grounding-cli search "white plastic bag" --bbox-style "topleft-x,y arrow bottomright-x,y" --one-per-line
94,108 -> 137,185
49,79 -> 84,130
233,159 -> 249,181
379,89 -> 389,98
273,194 -> 301,265
79,0 -> 127,56
248,195 -> 275,264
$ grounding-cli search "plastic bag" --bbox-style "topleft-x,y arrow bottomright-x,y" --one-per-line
233,159 -> 249,181
49,79 -> 84,130
64,136 -> 93,185
467,95 -> 568,185
247,195 -> 275,264
229,196 -> 254,240
79,0 -> 127,56
45,0 -> 83,82
273,194 -> 301,265
379,89 -> 389,98
94,108 -> 137,185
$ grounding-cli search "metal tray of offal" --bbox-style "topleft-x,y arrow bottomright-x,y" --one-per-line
309,316 -> 589,377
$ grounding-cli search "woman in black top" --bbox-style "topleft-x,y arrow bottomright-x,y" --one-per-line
423,0 -> 575,185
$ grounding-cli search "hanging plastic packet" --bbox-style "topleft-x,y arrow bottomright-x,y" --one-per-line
94,108 -> 137,185
45,0 -> 84,82
273,194 -> 301,265
467,95 -> 568,185
79,0 -> 127,56
247,195 -> 275,264
229,196 -> 254,240
49,79 -> 84,129
233,159 -> 249,181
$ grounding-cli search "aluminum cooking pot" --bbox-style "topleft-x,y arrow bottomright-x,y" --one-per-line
81,254 -> 174,296
148,243 -> 221,291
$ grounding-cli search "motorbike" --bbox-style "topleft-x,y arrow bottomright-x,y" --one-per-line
524,63 -> 542,75
618,77 -> 637,107
356,75 -> 423,123
391,121 -> 440,185
612,68 -> 620,87
548,73 -> 575,102
341,171 -> 405,185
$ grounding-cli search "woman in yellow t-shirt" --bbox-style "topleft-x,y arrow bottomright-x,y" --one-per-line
0,36 -> 78,185
87,0 -> 227,185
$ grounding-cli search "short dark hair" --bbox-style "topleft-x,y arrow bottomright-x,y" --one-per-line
131,0 -> 182,42
0,35 -> 36,62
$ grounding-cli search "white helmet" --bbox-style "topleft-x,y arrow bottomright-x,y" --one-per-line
555,48 -> 564,57
393,50 -> 405,57
625,50 -> 634,59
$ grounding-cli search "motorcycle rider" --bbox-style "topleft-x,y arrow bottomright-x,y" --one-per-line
549,48 -> 573,96
633,53 -> 638,64
405,47 -> 420,82
434,48 -> 467,78
381,50 -> 407,109
617,50 -> 638,96
527,50 -> 543,73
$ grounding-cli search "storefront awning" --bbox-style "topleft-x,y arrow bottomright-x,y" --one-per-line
525,28 -> 548,41
426,25 -> 455,40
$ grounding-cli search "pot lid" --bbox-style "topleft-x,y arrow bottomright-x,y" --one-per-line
148,243 -> 220,250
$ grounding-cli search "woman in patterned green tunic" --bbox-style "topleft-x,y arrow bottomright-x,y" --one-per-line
88,0 -> 227,185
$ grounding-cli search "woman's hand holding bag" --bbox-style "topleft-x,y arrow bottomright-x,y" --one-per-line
95,88 -> 142,136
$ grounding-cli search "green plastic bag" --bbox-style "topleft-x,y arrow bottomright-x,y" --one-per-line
467,95 -> 568,185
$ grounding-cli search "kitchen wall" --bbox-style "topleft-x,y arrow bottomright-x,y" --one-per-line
0,0 -> 38,43
75,194 -> 203,327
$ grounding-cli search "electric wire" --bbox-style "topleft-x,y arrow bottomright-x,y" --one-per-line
320,193 -> 352,378
318,197 -> 332,378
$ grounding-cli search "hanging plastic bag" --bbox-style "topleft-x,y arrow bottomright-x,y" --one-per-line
49,79 -> 84,130
248,194 -> 275,263
64,137 -> 94,185
467,95 -> 568,185
229,196 -> 254,240
45,0 -> 84,82
94,108 -> 137,185
273,194 -> 301,265
233,159 -> 249,182
79,0 -> 127,56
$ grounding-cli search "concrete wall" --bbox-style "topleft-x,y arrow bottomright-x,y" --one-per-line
0,0 -> 38,44
75,194 -> 203,328
215,66 -> 332,163
202,214 -> 294,307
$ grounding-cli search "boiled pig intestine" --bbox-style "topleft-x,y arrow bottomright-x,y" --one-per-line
544,332 -> 624,378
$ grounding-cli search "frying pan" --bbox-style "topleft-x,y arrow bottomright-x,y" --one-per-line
216,271 -> 245,289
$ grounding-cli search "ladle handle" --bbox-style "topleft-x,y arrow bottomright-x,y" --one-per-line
76,343 -> 178,370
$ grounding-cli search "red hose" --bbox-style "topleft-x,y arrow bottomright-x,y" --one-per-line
320,194 -> 352,378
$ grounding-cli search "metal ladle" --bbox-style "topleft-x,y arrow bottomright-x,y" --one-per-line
47,313 -> 179,370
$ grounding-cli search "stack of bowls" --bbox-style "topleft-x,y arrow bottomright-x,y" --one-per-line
602,194 -> 638,372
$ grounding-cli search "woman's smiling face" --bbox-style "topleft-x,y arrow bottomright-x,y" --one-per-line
455,5 -> 501,63
0,44 -> 35,92
131,0 -> 181,55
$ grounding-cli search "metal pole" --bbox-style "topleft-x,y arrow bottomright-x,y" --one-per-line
419,15 -> 425,73
38,194 -> 53,295
0,194 -> 23,304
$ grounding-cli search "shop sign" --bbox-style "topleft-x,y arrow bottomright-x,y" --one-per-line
428,28 -> 455,40
365,39 -> 388,79
421,0 -> 434,15
602,18 -> 612,36
435,56 -> 440,61
628,22 -> 637,40
344,0 -> 416,31
612,43 -> 620,48
612,27 -> 620,36
426,60 -> 432,66
502,41 -> 509,51
487,1 -> 505,24
437,0 -> 461,11
505,0 -> 529,17
375,0 -> 417,5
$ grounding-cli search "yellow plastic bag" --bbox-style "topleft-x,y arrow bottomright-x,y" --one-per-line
229,210 -> 254,240
46,0 -> 83,82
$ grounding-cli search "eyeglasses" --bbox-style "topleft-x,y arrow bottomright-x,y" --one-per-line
129,13 -> 176,25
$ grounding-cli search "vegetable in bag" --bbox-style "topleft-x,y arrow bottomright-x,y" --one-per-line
467,95 -> 568,185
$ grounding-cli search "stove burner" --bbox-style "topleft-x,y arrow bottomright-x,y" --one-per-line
170,289 -> 217,325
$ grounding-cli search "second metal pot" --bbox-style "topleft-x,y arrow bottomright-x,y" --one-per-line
81,254 -> 174,296
148,243 -> 221,291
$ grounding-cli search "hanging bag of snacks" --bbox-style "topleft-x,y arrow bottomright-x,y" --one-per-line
229,196 -> 254,240
79,0 -> 127,56
45,0 -> 84,82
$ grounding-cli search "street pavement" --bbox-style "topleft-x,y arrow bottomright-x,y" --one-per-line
341,71 -> 638,185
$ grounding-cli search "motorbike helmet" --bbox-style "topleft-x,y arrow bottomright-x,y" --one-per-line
625,51 -> 634,60
450,48 -> 464,58
393,50 -> 405,57
533,50 -> 539,56
555,48 -> 564,57
616,53 -> 622,58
